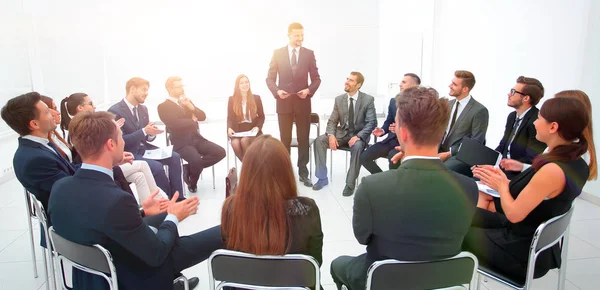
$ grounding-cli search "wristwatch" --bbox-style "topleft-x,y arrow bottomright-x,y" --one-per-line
139,207 -> 145,218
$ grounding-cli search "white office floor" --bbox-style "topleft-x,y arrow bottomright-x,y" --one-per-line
1,118 -> 600,290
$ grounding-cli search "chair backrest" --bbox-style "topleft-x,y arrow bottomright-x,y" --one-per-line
48,226 -> 118,289
27,192 -> 50,238
532,204 -> 575,253
365,251 -> 478,290
24,189 -> 37,219
208,249 -> 320,290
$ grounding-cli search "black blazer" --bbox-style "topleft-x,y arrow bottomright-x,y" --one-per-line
14,137 -> 75,210
266,46 -> 321,114
48,169 -> 180,290
353,158 -> 478,267
226,95 -> 265,133
157,100 -> 206,150
108,100 -> 157,155
380,97 -> 399,144
495,106 -> 546,164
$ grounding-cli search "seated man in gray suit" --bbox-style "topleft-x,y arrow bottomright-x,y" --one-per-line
438,70 -> 489,176
330,86 -> 478,290
312,71 -> 377,197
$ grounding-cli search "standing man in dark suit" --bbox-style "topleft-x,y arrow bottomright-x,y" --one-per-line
439,70 -> 489,176
266,22 -> 321,187
330,87 -> 478,290
108,77 -> 185,200
49,111 -> 221,290
359,73 -> 420,173
495,76 -> 546,179
158,76 -> 226,193
312,72 -> 377,196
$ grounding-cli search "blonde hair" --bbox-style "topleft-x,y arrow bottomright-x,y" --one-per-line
165,76 -> 182,91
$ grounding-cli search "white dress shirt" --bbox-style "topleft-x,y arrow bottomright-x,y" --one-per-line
402,155 -> 441,162
22,135 -> 56,155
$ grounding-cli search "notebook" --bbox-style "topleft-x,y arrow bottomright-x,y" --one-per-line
456,137 -> 502,167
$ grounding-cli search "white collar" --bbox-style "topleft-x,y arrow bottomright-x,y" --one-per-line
81,163 -> 114,180
22,134 -> 50,145
288,44 -> 301,53
124,98 -> 137,111
167,96 -> 179,104
347,91 -> 360,100
516,106 -> 533,119
456,95 -> 472,106
402,155 -> 440,162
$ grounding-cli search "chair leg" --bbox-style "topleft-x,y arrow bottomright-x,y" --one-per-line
212,166 -> 216,190
226,141 -> 230,171
558,227 -> 571,290
329,148 -> 333,182
309,145 -> 312,178
46,246 -> 57,290
25,191 -> 38,278
42,248 -> 50,290
345,151 -> 349,173
476,273 -> 482,290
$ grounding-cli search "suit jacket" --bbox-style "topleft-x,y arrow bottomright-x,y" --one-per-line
326,92 -> 377,143
108,100 -> 157,155
266,46 -> 321,114
380,97 -> 398,144
353,158 -> 478,267
48,169 -> 180,290
226,95 -> 265,133
441,97 -> 489,155
157,100 -> 206,151
13,138 -> 75,210
495,106 -> 546,164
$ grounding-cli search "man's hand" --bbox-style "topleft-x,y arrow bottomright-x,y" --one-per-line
192,115 -> 198,122
167,192 -> 199,222
297,88 -> 310,99
116,118 -> 125,128
227,128 -> 235,138
141,190 -> 169,216
348,136 -> 360,147
144,122 -> 164,136
438,151 -> 452,162
500,158 -> 525,172
389,123 -> 396,134
372,127 -> 384,137
179,96 -> 195,111
328,135 -> 339,151
277,90 -> 291,99
391,146 -> 404,164
118,152 -> 135,166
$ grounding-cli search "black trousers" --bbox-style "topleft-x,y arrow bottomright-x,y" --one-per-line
278,112 -> 311,178
359,140 -> 398,174
330,253 -> 368,290
177,137 -> 226,186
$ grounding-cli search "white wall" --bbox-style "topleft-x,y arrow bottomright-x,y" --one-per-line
429,0 -> 591,147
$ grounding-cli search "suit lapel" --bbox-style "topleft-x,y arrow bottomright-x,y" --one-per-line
448,98 -> 474,137
279,46 -> 292,75
514,106 -> 537,138
20,138 -> 75,174
354,92 -> 365,123
119,100 -> 139,130
340,95 -> 349,127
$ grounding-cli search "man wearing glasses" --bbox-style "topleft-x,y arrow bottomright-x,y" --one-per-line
494,76 -> 547,179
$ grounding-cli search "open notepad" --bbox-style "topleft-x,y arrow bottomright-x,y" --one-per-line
231,127 -> 259,137
143,146 -> 173,160
476,181 -> 500,198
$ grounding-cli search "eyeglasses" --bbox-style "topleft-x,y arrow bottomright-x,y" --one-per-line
83,101 -> 94,107
510,88 -> 526,96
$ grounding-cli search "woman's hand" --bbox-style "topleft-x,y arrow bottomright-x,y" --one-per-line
227,128 -> 235,138
500,158 -> 525,172
472,165 -> 510,193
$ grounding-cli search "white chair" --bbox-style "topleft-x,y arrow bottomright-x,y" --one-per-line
27,191 -> 57,290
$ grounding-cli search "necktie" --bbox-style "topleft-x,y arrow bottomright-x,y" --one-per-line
291,48 -> 298,76
47,141 -> 75,174
448,101 -> 460,133
132,106 -> 139,122
441,101 -> 460,151
503,116 -> 522,157
348,97 -> 355,133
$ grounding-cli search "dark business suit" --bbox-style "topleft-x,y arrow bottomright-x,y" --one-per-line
359,97 -> 400,173
331,158 -> 478,290
226,95 -> 265,134
70,146 -> 135,196
157,99 -> 225,186
108,100 -> 183,198
48,168 -> 223,290
266,45 -> 321,179
495,107 -> 546,179
314,92 -> 377,188
441,97 -> 489,176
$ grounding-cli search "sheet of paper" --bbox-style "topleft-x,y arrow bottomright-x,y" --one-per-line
476,181 -> 500,198
143,146 -> 173,160
231,127 -> 259,137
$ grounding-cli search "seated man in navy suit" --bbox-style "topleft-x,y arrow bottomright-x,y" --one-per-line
49,111 -> 222,290
109,77 -> 185,200
359,73 -> 420,173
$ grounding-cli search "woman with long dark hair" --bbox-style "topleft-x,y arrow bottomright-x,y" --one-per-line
227,74 -> 265,161
61,93 -> 167,200
221,135 -> 323,264
464,97 -> 592,280
40,95 -> 73,161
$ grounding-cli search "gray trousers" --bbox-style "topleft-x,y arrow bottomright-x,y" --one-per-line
314,133 -> 366,188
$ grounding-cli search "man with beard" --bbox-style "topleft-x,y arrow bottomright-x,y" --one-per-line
312,72 -> 377,196
494,76 -> 546,179
109,77 -> 185,200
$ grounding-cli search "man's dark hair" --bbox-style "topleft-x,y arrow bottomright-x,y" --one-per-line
1,92 -> 42,136
396,87 -> 450,146
455,70 -> 476,91
404,73 -> 421,85
516,76 -> 544,106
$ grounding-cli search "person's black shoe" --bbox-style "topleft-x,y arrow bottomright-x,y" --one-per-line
174,277 -> 199,290
299,176 -> 313,187
182,164 -> 191,186
342,185 -> 355,197
188,185 -> 197,193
